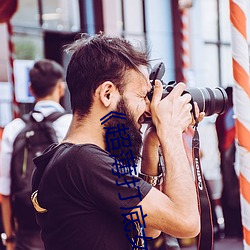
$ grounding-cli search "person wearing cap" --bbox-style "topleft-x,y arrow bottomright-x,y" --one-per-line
0,59 -> 72,250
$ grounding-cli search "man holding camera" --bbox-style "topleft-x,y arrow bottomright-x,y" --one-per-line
31,33 -> 202,250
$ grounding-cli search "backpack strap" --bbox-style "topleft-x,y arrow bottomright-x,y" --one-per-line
21,110 -> 66,123
40,111 -> 66,144
43,111 -> 66,123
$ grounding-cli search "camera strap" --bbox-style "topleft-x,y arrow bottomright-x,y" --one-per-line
192,121 -> 214,250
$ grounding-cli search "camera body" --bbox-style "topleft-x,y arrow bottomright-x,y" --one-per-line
147,62 -> 228,116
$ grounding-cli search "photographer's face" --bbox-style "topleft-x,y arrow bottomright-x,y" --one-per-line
122,66 -> 152,128
104,66 -> 151,163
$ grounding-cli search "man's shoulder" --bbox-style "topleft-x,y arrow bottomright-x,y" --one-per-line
74,144 -> 108,158
4,117 -> 25,128
69,144 -> 112,167
2,118 -> 26,140
44,143 -> 107,160
35,144 -> 108,179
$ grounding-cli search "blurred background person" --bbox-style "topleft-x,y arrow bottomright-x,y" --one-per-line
199,115 -> 225,239
0,59 -> 72,250
215,86 -> 242,239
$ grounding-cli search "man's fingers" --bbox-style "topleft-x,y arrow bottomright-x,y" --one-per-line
167,82 -> 186,99
192,102 -> 205,124
151,80 -> 163,106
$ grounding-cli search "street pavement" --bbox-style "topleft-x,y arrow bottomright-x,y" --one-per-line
181,237 -> 243,250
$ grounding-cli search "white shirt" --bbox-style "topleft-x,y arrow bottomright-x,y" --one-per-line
0,100 -> 72,195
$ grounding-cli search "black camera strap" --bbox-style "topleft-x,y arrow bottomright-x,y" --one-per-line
192,118 -> 214,250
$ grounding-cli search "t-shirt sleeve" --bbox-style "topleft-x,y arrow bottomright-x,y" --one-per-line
74,145 -> 152,220
0,119 -> 25,195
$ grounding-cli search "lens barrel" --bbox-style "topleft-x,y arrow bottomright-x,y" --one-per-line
187,87 -> 228,116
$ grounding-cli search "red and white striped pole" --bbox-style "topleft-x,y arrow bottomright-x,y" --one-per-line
180,8 -> 190,83
229,0 -> 250,248
6,20 -> 19,118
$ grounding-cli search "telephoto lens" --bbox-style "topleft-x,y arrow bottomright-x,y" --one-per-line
187,87 -> 228,116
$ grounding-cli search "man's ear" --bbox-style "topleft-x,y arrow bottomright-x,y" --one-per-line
97,81 -> 117,107
58,81 -> 66,98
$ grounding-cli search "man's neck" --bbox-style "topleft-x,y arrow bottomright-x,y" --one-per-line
62,114 -> 105,150
35,95 -> 60,103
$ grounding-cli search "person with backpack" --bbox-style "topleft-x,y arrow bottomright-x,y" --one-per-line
0,59 -> 72,250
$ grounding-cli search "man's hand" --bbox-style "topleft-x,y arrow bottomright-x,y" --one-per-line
150,80 -> 193,139
192,102 -> 205,126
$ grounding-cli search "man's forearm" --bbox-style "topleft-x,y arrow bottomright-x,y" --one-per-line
140,127 -> 162,237
141,126 -> 160,176
160,132 -> 198,214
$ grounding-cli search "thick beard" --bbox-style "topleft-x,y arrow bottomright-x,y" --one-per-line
103,97 -> 143,165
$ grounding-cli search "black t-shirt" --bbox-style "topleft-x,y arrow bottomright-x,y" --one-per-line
33,143 -> 152,250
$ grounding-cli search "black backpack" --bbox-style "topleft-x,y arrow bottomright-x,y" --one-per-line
10,110 -> 64,230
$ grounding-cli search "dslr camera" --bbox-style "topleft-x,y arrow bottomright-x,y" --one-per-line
147,62 -> 228,116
